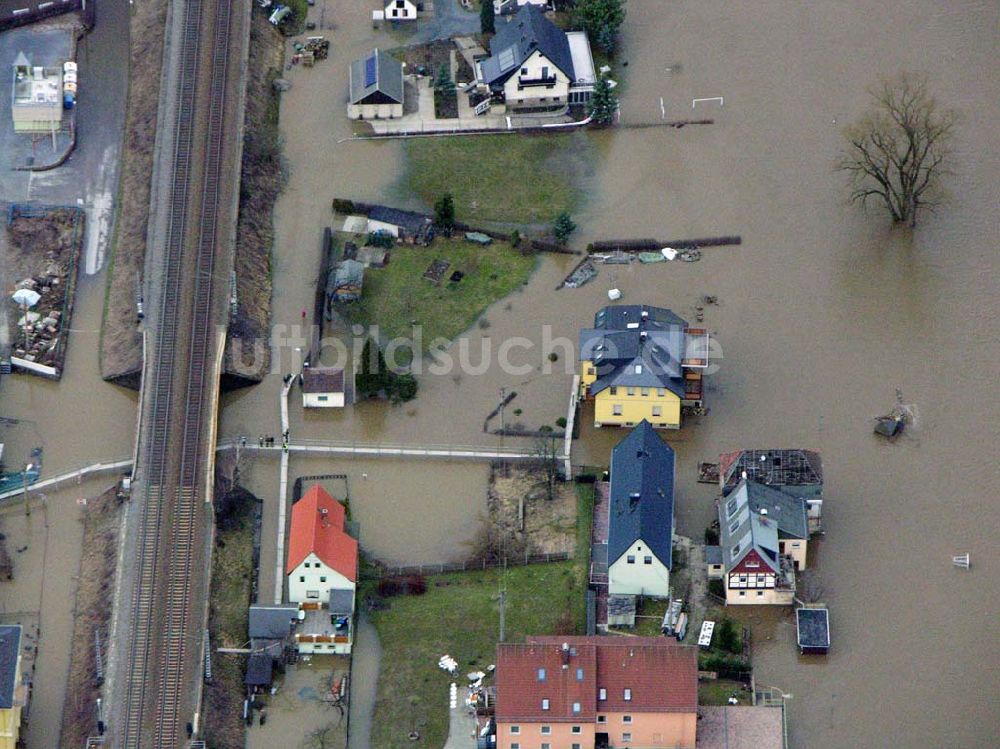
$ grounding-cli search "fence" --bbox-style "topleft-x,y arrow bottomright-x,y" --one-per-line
379,551 -> 571,577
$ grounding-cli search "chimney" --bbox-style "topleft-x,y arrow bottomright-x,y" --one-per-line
561,642 -> 570,669
760,508 -> 768,517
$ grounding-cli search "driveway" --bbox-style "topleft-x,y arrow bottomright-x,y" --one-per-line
407,0 -> 480,44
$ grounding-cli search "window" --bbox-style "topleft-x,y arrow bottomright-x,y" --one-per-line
317,395 -> 328,402
657,388 -> 665,396
542,66 -> 549,78
640,387 -> 649,396
572,744 -> 582,749
757,591 -> 764,597
304,562 -> 310,568
307,590 -> 319,599
511,744 -> 520,749
572,702 -> 581,714
541,699 -> 550,711
634,364 -> 642,374
576,667 -> 584,681
729,520 -> 740,534
609,386 -> 617,395
643,556 -> 652,565
521,67 -> 528,75
510,726 -> 520,735
537,668 -> 546,681
597,715 -> 607,724
622,733 -> 632,742
541,726 -> 551,735
572,725 -> 582,734
299,576 -> 305,582
542,744 -> 550,749
626,555 -> 635,564
613,404 -> 623,416
627,387 -> 635,396
587,367 -> 595,376
731,543 -> 741,558
623,688 -> 632,701
652,406 -> 662,417
598,688 -> 607,701
746,559 -> 759,568
739,591 -> 746,597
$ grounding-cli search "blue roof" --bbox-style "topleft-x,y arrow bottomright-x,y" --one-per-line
0,625 -> 20,709
607,421 -> 675,568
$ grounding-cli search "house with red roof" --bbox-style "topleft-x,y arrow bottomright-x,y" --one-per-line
286,486 -> 358,654
493,636 -> 698,749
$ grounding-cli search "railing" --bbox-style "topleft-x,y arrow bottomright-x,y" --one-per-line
0,458 -> 132,502
219,437 -> 541,460
379,551 -> 571,577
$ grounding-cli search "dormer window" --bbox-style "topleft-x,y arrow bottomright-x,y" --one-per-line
623,688 -> 632,701
537,668 -> 546,681
541,698 -> 550,711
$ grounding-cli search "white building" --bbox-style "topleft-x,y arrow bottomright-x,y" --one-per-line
606,421 -> 675,598
286,486 -> 358,653
478,5 -> 595,111
383,0 -> 417,21
11,52 -> 63,133
302,367 -> 345,408
348,49 -> 404,120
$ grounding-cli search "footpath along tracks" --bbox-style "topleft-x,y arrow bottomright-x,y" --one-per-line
117,0 -> 238,745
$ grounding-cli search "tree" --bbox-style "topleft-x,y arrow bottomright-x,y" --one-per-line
434,64 -> 455,96
574,0 -> 626,54
837,73 -> 958,228
588,73 -> 618,125
480,0 -> 495,34
717,618 -> 740,654
552,211 -> 576,245
433,193 -> 456,235
356,337 -> 387,398
533,435 -> 561,501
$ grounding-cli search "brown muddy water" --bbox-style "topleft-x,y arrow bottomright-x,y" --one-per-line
230,0 -> 999,746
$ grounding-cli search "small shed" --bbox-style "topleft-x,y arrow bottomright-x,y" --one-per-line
245,651 -> 275,691
348,49 -> 404,120
302,367 -> 346,408
330,259 -> 364,302
367,206 -> 434,245
705,545 -> 724,579
606,594 -> 636,628
796,606 -> 830,654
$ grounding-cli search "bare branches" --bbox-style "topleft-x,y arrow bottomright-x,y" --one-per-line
837,72 -> 958,227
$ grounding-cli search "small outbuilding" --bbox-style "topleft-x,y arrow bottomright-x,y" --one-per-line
383,0 -> 418,21
302,367 -> 345,408
330,259 -> 365,302
348,49 -> 404,120
366,205 -> 434,244
796,606 -> 830,654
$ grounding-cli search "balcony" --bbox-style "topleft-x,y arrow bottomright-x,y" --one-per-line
517,76 -> 557,89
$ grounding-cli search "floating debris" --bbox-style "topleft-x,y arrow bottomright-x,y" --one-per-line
560,259 -> 597,289
698,462 -> 720,484
874,389 -> 916,439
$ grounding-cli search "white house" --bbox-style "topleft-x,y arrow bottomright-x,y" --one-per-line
286,486 -> 358,653
606,421 -> 675,598
302,367 -> 345,408
383,0 -> 418,20
714,479 -> 802,606
477,4 -> 596,111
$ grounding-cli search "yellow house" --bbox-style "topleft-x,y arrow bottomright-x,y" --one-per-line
579,305 -> 708,429
0,626 -> 24,749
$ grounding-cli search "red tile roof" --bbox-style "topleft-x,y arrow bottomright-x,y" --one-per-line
495,636 -> 697,722
286,486 -> 357,581
495,642 -> 597,722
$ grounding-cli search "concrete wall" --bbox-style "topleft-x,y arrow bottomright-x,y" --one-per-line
303,392 -> 345,408
503,50 -> 570,108
608,539 -> 671,597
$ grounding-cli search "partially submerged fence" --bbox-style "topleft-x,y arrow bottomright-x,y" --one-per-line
379,550 -> 571,578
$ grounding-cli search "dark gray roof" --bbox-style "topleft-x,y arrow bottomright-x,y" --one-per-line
480,4 -> 574,86
796,607 -> 830,648
245,651 -> 274,687
303,367 -> 345,394
248,605 -> 298,640
608,421 -> 675,568
718,480 -> 781,573
368,205 -> 431,233
349,49 -> 404,105
0,625 -> 20,709
607,594 -> 637,616
742,481 -> 808,540
579,305 -> 690,398
329,588 -> 354,615
704,545 -> 723,566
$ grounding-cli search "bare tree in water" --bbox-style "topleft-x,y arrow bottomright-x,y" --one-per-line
837,73 -> 958,227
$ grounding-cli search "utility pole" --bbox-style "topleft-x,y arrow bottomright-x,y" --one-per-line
498,587 -> 506,643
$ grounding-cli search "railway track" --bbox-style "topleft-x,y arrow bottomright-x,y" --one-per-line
118,0 -> 237,744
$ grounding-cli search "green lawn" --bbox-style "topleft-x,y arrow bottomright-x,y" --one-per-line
340,236 -> 536,349
398,134 -> 592,224
365,560 -> 585,749
699,679 -> 749,706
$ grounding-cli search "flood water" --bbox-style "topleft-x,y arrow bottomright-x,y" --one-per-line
224,1 -> 1000,745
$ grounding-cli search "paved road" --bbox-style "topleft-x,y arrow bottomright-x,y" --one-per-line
347,613 -> 381,749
